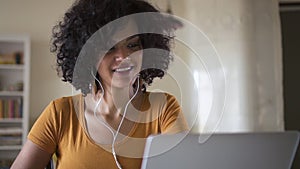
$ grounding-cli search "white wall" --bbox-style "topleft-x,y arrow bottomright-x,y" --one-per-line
0,0 -> 74,126
151,0 -> 284,132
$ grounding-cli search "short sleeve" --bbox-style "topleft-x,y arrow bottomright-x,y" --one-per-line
27,101 -> 59,154
159,94 -> 189,133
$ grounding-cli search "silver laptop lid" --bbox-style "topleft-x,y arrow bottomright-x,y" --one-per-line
141,131 -> 299,169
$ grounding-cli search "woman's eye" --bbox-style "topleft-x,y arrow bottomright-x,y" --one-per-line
127,42 -> 141,50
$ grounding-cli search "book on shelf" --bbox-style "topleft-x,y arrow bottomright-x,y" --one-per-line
0,135 -> 22,146
0,52 -> 23,65
0,127 -> 22,146
0,98 -> 22,119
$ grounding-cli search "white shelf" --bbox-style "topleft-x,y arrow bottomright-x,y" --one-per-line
0,91 -> 23,97
0,64 -> 24,70
0,145 -> 22,151
0,34 -> 30,160
0,118 -> 22,123
0,127 -> 22,134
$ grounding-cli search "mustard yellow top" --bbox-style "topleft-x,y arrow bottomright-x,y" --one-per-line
28,92 -> 188,169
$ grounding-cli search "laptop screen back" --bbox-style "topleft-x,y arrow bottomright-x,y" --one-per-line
141,131 -> 299,169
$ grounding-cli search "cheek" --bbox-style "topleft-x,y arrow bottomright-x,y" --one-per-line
135,51 -> 143,66
96,53 -> 107,69
97,54 -> 112,70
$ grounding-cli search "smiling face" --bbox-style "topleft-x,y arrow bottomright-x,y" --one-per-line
97,21 -> 143,90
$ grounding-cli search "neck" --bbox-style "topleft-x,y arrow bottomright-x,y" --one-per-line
99,85 -> 136,118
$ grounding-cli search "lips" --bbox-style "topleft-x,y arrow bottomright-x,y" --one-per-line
113,66 -> 134,73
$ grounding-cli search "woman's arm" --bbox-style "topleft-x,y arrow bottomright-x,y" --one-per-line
11,140 -> 52,169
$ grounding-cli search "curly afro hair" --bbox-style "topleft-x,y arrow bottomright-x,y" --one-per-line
51,0 -> 181,95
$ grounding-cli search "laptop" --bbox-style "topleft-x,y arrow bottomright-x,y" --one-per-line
141,131 -> 299,169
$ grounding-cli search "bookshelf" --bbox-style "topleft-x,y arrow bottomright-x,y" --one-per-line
0,35 -> 30,168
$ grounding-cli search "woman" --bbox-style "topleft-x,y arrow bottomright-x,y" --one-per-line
11,0 -> 188,169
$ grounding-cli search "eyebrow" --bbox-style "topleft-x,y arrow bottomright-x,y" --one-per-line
109,35 -> 140,47
125,35 -> 140,42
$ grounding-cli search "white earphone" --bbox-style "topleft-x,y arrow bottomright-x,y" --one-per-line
90,70 -> 140,169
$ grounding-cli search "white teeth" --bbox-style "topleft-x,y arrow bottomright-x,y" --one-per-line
115,66 -> 132,72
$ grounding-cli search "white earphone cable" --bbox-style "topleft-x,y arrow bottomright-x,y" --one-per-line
91,70 -> 140,169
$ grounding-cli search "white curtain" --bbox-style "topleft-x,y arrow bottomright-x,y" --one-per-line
150,0 -> 284,132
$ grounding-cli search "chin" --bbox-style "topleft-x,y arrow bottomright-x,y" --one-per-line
111,78 -> 133,89
111,71 -> 140,89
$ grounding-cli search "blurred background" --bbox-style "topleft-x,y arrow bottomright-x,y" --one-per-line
0,0 -> 299,167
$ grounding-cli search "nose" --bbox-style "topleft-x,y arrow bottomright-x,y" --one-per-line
114,47 -> 129,62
